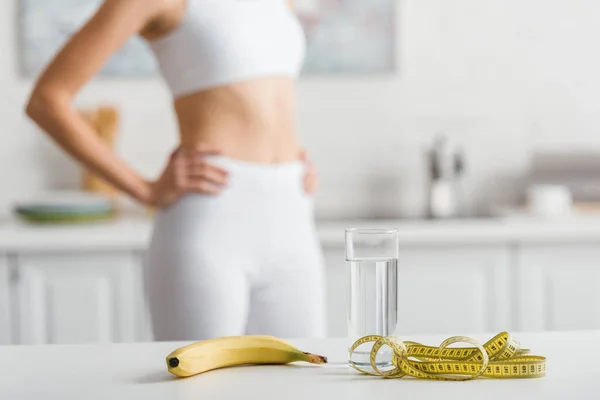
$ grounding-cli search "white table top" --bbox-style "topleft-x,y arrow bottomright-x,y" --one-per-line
1,330 -> 599,399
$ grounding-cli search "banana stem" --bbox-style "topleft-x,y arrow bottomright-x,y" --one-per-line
303,352 -> 328,364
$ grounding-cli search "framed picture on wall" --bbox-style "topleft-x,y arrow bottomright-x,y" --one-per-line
295,0 -> 396,74
18,0 -> 158,77
18,0 -> 396,78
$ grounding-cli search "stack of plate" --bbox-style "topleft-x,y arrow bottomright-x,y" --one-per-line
13,191 -> 116,223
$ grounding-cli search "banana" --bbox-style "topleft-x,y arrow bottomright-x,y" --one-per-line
166,335 -> 328,377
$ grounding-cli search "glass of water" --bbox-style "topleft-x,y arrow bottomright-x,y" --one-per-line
346,228 -> 399,369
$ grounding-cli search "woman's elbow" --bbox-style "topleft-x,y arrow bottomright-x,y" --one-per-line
24,86 -> 68,123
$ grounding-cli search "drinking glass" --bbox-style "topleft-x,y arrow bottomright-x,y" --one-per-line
346,228 -> 399,369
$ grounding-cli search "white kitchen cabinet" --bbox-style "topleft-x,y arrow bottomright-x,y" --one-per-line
396,245 -> 511,335
0,254 -> 10,345
323,248 -> 347,337
135,251 -> 154,342
517,244 -> 600,332
322,245 -> 511,337
13,252 -> 141,345
3,216 -> 600,345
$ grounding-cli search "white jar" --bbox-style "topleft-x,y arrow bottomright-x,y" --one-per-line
527,184 -> 573,217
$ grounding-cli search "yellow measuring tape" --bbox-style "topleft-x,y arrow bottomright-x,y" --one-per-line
349,331 -> 546,380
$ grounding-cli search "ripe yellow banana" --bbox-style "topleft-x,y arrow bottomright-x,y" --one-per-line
166,335 -> 328,377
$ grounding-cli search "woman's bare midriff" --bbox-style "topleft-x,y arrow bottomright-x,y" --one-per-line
172,76 -> 301,163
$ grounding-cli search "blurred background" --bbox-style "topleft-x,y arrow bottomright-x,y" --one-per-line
1,0 -> 600,346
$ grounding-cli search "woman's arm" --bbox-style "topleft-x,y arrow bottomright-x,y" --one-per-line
25,0 -> 169,205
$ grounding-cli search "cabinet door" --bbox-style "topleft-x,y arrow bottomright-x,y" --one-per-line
323,248 -> 347,337
397,245 -> 511,335
0,254 -> 10,345
14,252 -> 139,345
323,245 -> 511,337
134,250 -> 154,342
517,244 -> 600,332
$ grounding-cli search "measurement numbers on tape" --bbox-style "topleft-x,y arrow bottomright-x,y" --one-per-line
348,331 -> 546,380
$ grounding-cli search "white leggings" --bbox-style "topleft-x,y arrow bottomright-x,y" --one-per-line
143,156 -> 327,341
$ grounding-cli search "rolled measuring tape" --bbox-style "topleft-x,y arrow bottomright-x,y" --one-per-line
348,331 -> 546,380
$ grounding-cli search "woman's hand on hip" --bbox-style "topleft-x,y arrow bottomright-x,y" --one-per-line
147,144 -> 229,208
299,149 -> 318,195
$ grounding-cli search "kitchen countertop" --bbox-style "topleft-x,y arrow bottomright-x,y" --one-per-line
3,213 -> 600,251
0,330 -> 597,399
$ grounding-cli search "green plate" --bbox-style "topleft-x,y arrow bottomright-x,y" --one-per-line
15,208 -> 117,224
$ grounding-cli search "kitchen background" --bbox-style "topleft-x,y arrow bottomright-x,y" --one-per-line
3,0 -> 600,218
2,0 -> 600,346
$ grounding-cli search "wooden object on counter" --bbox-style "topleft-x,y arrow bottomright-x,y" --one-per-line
80,106 -> 120,206
573,202 -> 600,214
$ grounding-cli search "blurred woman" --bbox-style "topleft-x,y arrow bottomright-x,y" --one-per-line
25,0 -> 326,341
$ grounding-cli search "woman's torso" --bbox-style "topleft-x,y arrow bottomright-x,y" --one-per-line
143,0 -> 306,163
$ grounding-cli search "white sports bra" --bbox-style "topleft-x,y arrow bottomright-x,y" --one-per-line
148,0 -> 307,98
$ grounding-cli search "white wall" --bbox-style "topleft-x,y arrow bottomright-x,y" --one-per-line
2,0 -> 600,219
